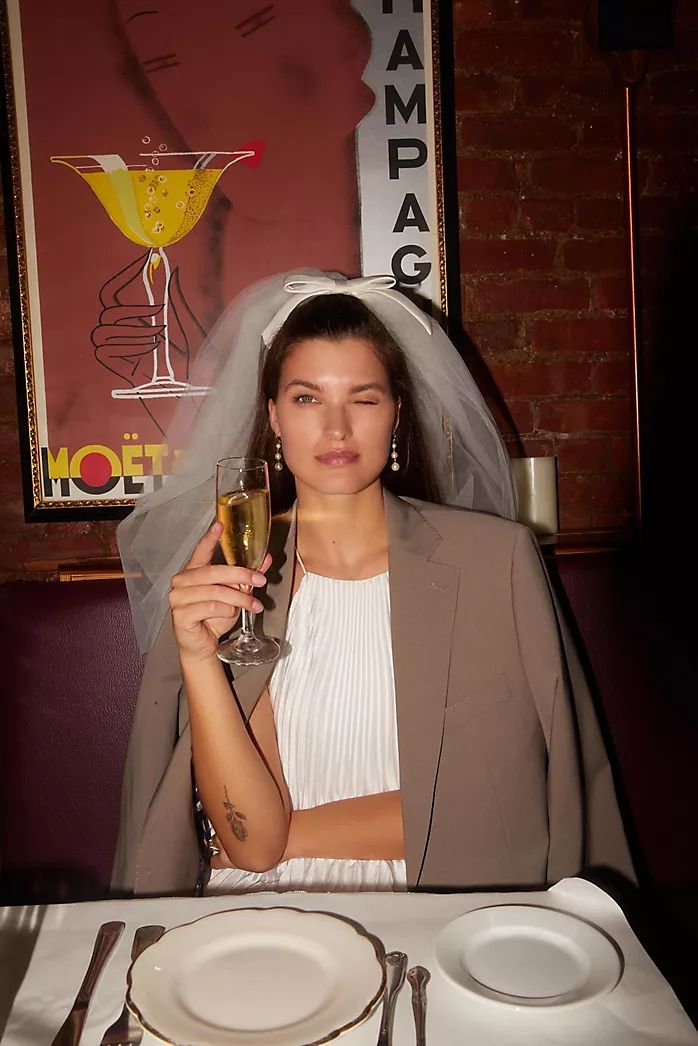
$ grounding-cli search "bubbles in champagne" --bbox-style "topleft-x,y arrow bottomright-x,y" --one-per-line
216,489 -> 270,571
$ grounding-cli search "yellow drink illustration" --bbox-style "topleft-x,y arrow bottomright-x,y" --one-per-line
80,167 -> 224,249
51,149 -> 256,399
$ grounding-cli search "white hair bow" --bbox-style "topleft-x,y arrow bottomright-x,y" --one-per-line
261,274 -> 432,346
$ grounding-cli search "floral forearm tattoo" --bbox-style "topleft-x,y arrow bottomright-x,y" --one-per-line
223,786 -> 248,842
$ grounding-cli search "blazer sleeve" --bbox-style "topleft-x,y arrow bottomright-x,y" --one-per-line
511,527 -> 637,884
110,610 -> 184,893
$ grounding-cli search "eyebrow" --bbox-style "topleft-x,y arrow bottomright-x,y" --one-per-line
284,380 -> 321,392
284,380 -> 388,394
350,383 -> 387,394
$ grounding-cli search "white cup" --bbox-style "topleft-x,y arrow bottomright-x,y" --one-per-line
510,456 -> 559,537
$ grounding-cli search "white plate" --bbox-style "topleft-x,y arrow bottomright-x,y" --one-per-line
126,907 -> 385,1045
434,904 -> 623,1009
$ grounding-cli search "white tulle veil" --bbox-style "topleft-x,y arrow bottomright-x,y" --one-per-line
118,270 -> 517,651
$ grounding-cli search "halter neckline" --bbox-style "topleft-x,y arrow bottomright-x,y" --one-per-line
295,548 -> 307,576
294,548 -> 388,583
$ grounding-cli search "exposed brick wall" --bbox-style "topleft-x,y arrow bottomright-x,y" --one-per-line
454,0 -> 698,532
1,2 -> 697,576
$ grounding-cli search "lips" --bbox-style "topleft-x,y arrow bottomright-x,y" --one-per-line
315,450 -> 359,466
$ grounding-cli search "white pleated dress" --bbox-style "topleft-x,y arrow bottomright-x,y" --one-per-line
206,553 -> 407,894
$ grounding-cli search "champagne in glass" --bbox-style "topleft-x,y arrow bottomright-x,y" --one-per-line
217,489 -> 270,572
215,458 -> 280,666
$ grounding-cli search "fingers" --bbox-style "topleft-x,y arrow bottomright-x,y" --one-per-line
174,563 -> 268,589
98,303 -> 164,326
92,325 -> 164,351
173,525 -> 272,634
171,602 -> 239,632
170,528 -> 273,648
168,267 -> 206,351
180,525 -> 272,583
169,584 -> 263,615
185,521 -> 222,570
99,252 -> 151,306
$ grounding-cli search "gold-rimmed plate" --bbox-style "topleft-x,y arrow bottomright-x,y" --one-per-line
126,908 -> 385,1045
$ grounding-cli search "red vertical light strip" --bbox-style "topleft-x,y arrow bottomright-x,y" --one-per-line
623,83 -> 643,527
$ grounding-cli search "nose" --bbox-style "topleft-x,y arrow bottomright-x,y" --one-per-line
323,404 -> 352,441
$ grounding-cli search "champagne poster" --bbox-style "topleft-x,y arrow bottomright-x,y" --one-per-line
1,0 -> 452,516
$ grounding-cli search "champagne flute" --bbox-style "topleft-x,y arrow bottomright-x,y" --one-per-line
215,457 -> 280,666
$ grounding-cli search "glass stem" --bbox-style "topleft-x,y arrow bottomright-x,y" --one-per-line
142,246 -> 174,383
158,246 -> 174,381
239,585 -> 255,639
240,607 -> 255,638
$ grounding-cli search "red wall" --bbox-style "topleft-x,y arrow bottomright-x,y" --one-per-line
1,1 -> 697,578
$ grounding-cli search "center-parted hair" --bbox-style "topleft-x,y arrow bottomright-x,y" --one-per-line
247,293 -> 442,513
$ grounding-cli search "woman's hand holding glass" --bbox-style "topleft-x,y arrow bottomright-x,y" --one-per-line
168,521 -> 272,664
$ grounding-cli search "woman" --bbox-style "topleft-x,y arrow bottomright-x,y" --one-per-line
112,272 -> 634,896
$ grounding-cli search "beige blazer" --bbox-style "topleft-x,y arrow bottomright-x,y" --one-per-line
112,492 -> 635,896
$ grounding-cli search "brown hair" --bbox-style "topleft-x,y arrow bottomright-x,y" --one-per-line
247,293 -> 441,513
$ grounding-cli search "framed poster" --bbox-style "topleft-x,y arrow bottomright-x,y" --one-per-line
1,0 -> 458,520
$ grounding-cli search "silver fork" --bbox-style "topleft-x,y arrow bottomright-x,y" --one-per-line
99,925 -> 165,1046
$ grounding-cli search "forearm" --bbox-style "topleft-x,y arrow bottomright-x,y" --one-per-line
284,791 -> 405,861
183,655 -> 289,872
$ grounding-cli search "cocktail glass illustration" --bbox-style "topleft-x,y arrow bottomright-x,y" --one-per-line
51,148 -> 257,399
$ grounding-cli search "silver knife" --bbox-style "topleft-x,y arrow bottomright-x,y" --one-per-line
377,950 -> 407,1046
51,921 -> 125,1046
407,965 -> 430,1046
99,924 -> 166,1045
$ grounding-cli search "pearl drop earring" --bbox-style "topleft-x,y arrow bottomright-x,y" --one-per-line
390,433 -> 400,471
274,436 -> 284,472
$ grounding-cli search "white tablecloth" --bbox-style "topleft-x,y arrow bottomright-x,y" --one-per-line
0,878 -> 695,1045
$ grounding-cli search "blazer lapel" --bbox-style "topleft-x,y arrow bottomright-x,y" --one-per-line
385,492 -> 460,887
